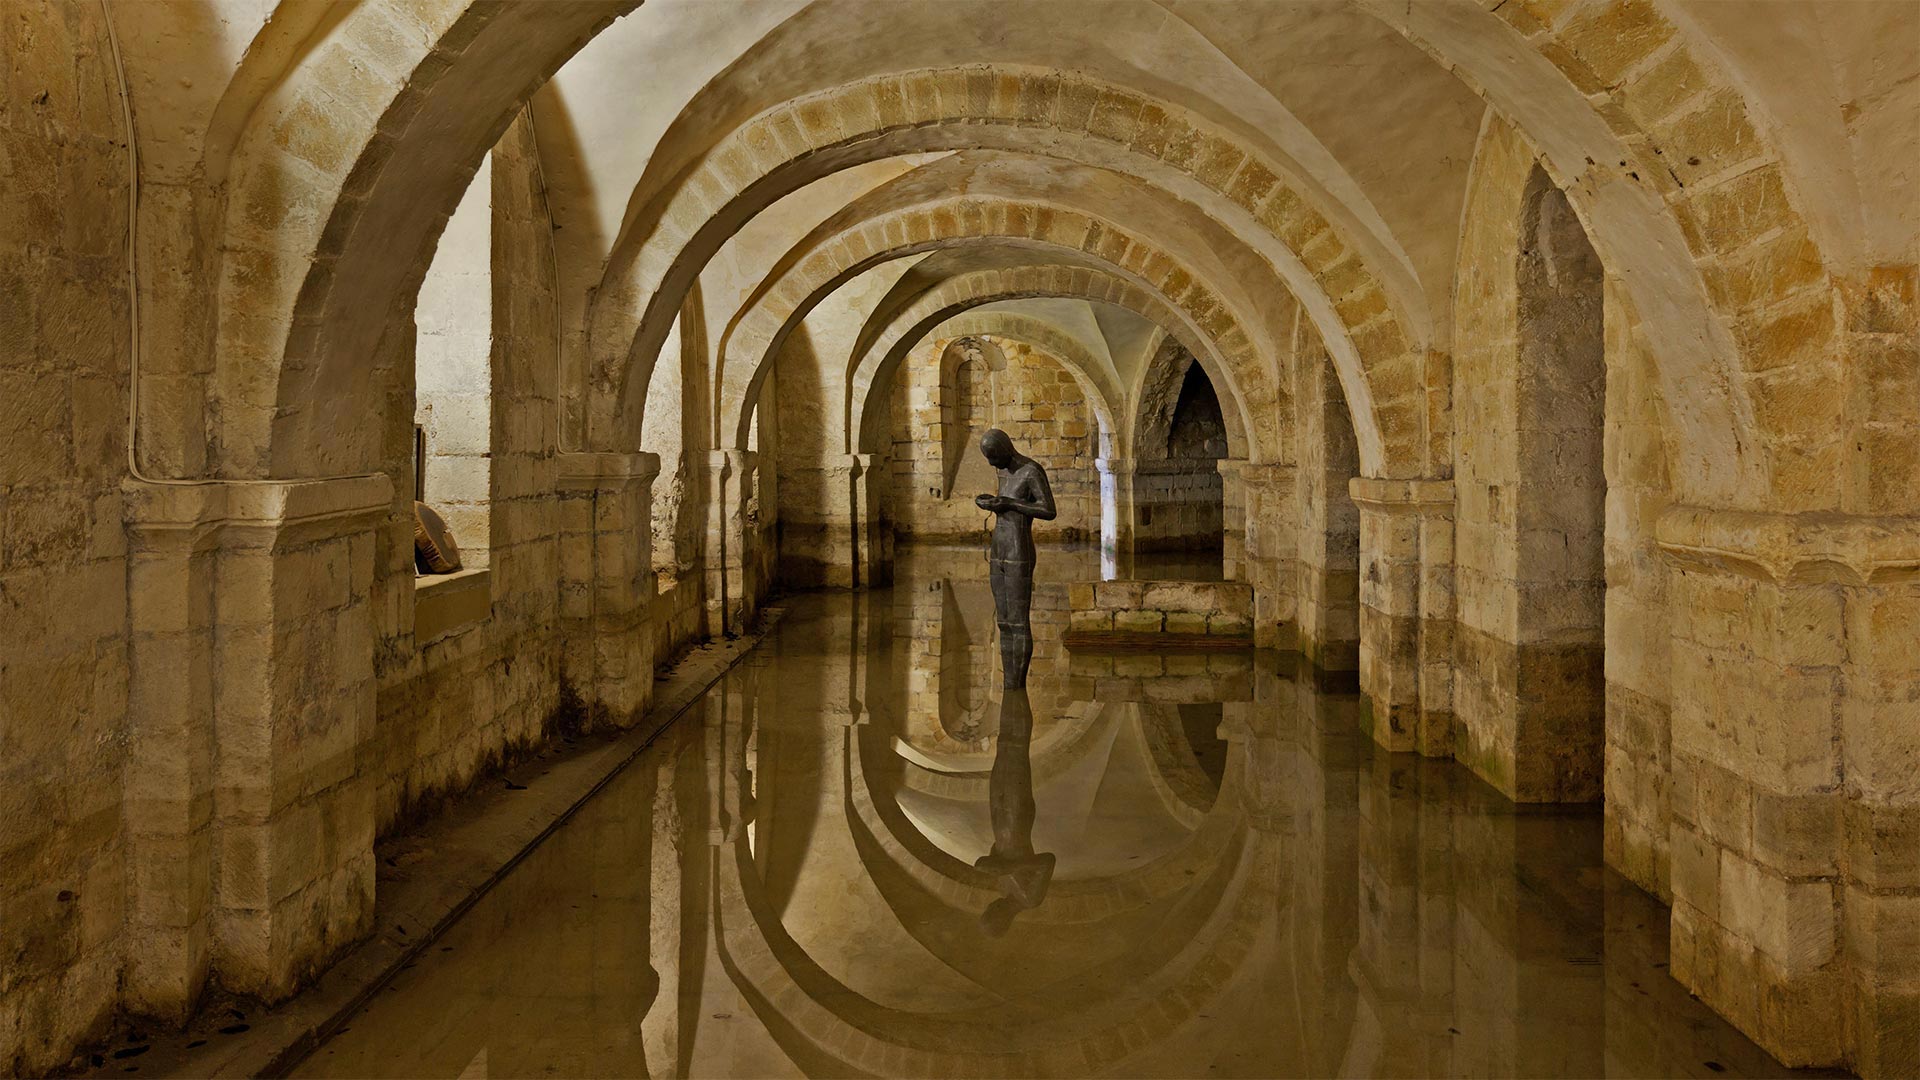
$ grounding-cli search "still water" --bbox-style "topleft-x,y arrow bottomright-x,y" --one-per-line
295,546 -> 1807,1079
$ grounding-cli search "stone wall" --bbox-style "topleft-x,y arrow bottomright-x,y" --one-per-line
373,112 -> 569,836
413,155 -> 494,567
0,3 -> 131,1071
1601,279 -> 1675,903
1066,580 -> 1254,641
887,336 -> 1097,543
1133,347 -> 1227,552
1291,319 -> 1361,674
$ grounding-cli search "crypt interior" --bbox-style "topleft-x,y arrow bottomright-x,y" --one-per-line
1,0 -> 1917,1076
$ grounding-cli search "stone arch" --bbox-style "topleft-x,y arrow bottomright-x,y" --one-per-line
194,0 -> 1850,507
1361,0 -> 1850,509
209,0 -> 632,479
1130,333 -> 1200,464
840,267 -> 1154,459
848,270 -> 1249,462
711,203 -> 1272,465
583,66 -> 1423,475
1127,336 -> 1232,554
930,310 -> 1128,456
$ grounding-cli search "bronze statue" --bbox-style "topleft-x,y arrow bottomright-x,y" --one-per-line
974,428 -> 1056,689
975,689 -> 1054,936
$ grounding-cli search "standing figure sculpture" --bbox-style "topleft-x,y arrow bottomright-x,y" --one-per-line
974,429 -> 1056,689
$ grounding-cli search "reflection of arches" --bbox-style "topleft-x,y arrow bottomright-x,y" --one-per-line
707,691 -> 1280,1077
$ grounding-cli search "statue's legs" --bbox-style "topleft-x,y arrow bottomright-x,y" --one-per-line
990,557 -> 1035,688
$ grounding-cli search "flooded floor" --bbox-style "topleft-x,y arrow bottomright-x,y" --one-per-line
294,547 -> 1810,1079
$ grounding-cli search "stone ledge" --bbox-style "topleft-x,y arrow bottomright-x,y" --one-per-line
413,567 -> 491,644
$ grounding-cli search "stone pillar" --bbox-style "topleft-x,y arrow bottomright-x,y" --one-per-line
696,449 -> 757,634
1349,477 -> 1455,756
1235,462 -> 1299,651
122,475 -> 389,1015
557,452 -> 659,729
1096,456 -> 1134,578
850,453 -> 893,587
1658,507 -> 1920,1076
809,453 -> 891,589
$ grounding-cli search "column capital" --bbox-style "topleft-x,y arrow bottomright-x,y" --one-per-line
123,474 -> 392,550
1656,505 -> 1920,586
1094,455 -> 1133,476
557,451 -> 661,491
1348,476 -> 1455,514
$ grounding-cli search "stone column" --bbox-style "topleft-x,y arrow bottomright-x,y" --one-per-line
850,453 -> 893,587
1349,477 -> 1456,756
695,449 -> 758,634
807,453 -> 891,589
122,474 -> 389,1015
1218,459 -> 1247,581
557,452 -> 660,729
1096,456 -> 1134,578
1236,462 -> 1299,651
1658,507 -> 1920,1076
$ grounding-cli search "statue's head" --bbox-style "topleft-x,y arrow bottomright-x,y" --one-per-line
980,428 -> 1015,468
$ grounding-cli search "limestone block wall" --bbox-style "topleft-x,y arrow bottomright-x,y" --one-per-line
1066,580 -> 1254,640
1601,279 -> 1675,903
0,3 -> 132,1070
1134,361 -> 1228,552
886,336 -> 1097,543
640,305 -> 718,663
1132,463 -> 1227,551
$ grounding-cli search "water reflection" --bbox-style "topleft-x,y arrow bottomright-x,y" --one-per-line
975,691 -> 1054,935
296,547 -> 1813,1079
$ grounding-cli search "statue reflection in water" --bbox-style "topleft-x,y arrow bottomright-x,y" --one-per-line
974,428 -> 1056,689
975,689 -> 1055,936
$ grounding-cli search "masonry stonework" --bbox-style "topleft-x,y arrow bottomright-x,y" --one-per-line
1,2 -> 1914,1074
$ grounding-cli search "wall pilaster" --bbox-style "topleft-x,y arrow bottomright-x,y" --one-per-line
122,474 -> 390,1014
1231,462 -> 1300,650
557,452 -> 659,728
1657,507 -> 1920,1076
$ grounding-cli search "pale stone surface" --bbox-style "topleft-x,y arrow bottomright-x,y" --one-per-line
4,1 -> 1917,1074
